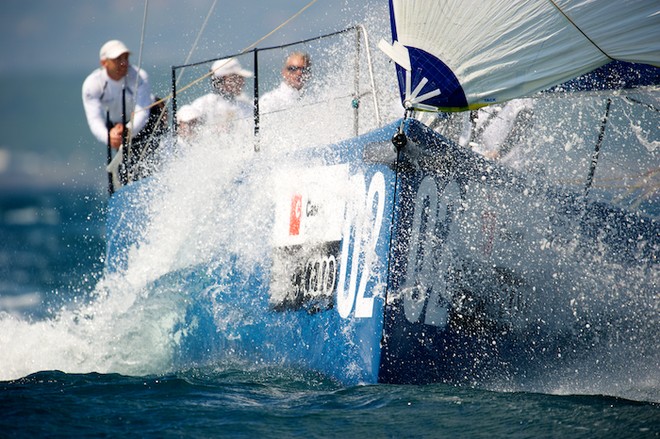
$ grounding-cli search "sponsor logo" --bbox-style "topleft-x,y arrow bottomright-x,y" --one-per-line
299,254 -> 337,296
270,242 -> 340,314
271,171 -> 388,319
289,193 -> 302,236
306,199 -> 319,217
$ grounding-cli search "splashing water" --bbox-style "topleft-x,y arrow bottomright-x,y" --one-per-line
0,16 -> 400,381
1,10 -> 657,406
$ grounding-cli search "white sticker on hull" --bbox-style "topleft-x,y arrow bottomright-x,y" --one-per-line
270,167 -> 387,319
272,164 -> 349,247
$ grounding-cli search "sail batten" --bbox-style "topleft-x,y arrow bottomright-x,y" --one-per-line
383,0 -> 660,112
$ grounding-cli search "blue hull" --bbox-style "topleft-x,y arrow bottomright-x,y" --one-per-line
107,119 -> 658,385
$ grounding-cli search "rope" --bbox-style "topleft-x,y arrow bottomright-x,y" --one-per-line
176,0 -> 219,84
128,0 -> 320,179
129,0 -> 322,177
127,0 -> 150,146
137,1 -> 220,113
135,0 -> 149,97
123,0 -> 151,182
174,0 -> 319,98
625,96 -> 660,113
128,0 -> 218,180
383,143 -> 402,315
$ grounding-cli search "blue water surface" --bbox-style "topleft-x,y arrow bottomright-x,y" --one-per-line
2,367 -> 658,438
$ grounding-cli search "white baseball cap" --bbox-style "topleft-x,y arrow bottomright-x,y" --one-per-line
100,40 -> 130,60
211,58 -> 253,78
177,105 -> 201,123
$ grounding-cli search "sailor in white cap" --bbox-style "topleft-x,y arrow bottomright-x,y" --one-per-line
259,52 -> 311,114
176,104 -> 202,142
82,40 -> 155,150
190,57 -> 254,135
82,40 -> 167,186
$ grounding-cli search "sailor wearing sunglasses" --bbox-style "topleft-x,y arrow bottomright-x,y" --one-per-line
260,52 -> 312,114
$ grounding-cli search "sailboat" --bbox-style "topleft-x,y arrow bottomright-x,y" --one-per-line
105,0 -> 658,388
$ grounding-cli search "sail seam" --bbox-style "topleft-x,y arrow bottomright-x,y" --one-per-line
547,0 -> 613,62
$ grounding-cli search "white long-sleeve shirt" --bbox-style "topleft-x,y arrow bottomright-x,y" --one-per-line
190,92 -> 253,132
259,82 -> 303,115
82,65 -> 153,144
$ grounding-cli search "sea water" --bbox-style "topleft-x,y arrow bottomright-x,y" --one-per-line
1,72 -> 659,438
2,368 -> 658,438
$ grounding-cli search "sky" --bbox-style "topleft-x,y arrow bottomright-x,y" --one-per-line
0,0 -> 383,75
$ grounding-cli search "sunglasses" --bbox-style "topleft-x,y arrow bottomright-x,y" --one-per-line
286,65 -> 310,73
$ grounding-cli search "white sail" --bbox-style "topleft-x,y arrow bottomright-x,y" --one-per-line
381,0 -> 660,111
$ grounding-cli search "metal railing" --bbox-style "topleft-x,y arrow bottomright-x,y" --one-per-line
170,25 -> 381,151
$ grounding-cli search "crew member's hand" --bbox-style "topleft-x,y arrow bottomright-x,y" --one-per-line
109,123 -> 124,149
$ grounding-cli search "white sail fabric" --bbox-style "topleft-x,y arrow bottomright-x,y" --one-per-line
381,0 -> 660,111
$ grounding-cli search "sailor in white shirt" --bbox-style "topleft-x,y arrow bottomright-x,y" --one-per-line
82,40 -> 154,151
259,52 -> 311,114
190,57 -> 253,135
